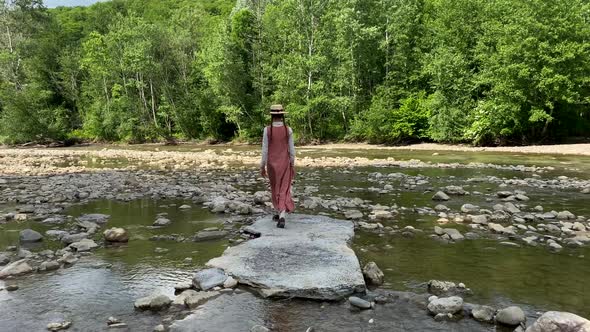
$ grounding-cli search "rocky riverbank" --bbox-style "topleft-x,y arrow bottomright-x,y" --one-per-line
1,145 -> 590,331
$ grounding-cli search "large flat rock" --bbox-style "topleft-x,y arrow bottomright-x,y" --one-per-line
207,214 -> 366,300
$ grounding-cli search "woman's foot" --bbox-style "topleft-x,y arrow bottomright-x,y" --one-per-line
272,214 -> 279,222
277,217 -> 286,228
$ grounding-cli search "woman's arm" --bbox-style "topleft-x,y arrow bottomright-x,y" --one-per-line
288,127 -> 295,166
260,127 -> 268,176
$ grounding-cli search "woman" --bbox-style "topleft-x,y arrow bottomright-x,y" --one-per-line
260,104 -> 295,228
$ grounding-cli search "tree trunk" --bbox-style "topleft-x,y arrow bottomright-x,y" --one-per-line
150,78 -> 159,128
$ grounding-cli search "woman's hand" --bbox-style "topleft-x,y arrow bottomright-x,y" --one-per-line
260,166 -> 267,178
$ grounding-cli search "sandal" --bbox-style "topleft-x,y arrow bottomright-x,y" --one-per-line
277,217 -> 286,228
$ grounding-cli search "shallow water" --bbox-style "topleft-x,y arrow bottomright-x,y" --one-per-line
1,148 -> 590,331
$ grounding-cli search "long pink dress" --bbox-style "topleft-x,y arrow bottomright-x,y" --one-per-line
267,126 -> 295,212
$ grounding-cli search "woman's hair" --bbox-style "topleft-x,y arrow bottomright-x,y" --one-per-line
269,114 -> 288,142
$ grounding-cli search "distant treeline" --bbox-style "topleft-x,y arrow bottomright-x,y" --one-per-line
1,0 -> 589,145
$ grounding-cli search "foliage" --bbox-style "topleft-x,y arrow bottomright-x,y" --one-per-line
0,0 -> 589,145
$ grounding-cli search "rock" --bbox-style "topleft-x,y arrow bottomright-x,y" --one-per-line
461,204 -> 479,213
497,191 -> 513,198
0,253 -> 10,266
548,242 -> 563,250
427,296 -> 463,315
443,186 -> 466,195
496,306 -> 526,326
428,280 -> 457,295
184,290 -> 220,309
172,289 -> 198,308
39,261 -> 60,271
525,311 -> 590,332
208,214 -> 366,300
432,191 -> 450,201
6,284 -> 18,291
443,228 -> 464,241
541,212 -> 557,220
250,326 -> 270,332
19,229 -> 43,243
61,233 -> 88,245
179,204 -> 191,209
349,296 -> 372,309
434,204 -> 449,211
362,262 -> 384,286
104,228 -> 129,242
515,194 -> 530,201
372,210 -> 393,220
192,268 -> 227,291
472,305 -> 495,323
344,210 -> 363,220
253,191 -> 271,204
572,222 -> 587,232
193,230 -> 228,242
504,202 -> 521,214
154,217 -> 172,226
223,276 -> 238,288
135,294 -> 172,311
434,226 -> 444,235
0,259 -> 33,279
153,325 -> 166,332
174,282 -> 193,292
582,188 -> 590,194
58,252 -> 78,265
358,221 -> 381,230
471,215 -> 488,225
47,321 -> 72,331
69,239 -> 98,252
77,213 -> 110,224
557,211 -> 575,220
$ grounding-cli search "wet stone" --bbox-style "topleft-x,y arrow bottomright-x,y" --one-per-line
208,214 -> 366,300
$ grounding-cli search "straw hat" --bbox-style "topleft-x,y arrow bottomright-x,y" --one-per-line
269,104 -> 287,114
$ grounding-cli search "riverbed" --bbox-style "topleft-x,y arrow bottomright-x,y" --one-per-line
0,144 -> 589,331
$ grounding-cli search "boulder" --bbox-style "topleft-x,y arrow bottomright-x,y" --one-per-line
104,228 -> 129,242
0,253 -> 10,266
0,259 -> 33,279
557,211 -> 575,220
362,262 -> 384,286
525,311 -> 590,332
39,261 -> 60,271
77,213 -> 110,224
192,268 -> 227,291
427,296 -> 463,315
61,233 -> 88,245
496,306 -> 526,326
349,296 -> 372,310
461,204 -> 479,213
472,305 -> 495,323
184,290 -> 220,309
153,217 -> 172,226
134,294 -> 172,311
69,239 -> 98,252
443,228 -> 464,241
207,214 -> 366,300
432,191 -> 450,201
471,215 -> 488,225
443,186 -> 466,195
19,229 -> 43,243
344,210 -> 363,220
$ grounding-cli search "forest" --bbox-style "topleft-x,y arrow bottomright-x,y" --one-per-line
0,0 -> 589,145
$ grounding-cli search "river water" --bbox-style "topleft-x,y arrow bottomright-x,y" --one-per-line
1,146 -> 589,331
